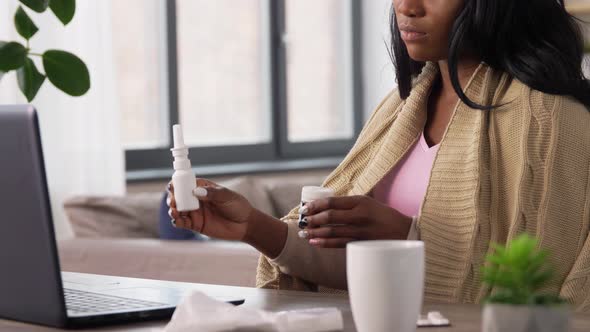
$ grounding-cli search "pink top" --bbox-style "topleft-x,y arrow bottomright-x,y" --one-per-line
372,131 -> 440,217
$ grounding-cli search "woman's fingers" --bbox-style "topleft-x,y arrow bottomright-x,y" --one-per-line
169,207 -> 182,221
305,209 -> 361,228
305,196 -> 361,215
167,182 -> 177,209
196,178 -> 218,187
175,215 -> 193,230
309,238 -> 357,248
168,178 -> 222,234
170,207 -> 206,233
192,184 -> 233,203
304,225 -> 362,239
189,209 -> 205,233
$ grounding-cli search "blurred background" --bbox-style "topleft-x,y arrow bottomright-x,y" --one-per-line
0,0 -> 588,242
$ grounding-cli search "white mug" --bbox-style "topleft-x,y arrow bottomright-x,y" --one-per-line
347,241 -> 425,332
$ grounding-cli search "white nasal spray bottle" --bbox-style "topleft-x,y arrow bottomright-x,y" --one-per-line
171,124 -> 200,212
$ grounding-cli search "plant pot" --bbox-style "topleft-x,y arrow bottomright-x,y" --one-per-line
482,304 -> 570,332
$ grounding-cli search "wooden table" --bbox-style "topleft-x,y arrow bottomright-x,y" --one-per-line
1,280 -> 589,332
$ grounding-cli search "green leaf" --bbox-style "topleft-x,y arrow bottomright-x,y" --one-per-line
530,270 -> 553,290
42,50 -> 90,96
17,57 -> 45,101
0,42 -> 27,71
486,291 -> 519,305
49,0 -> 75,25
532,294 -> 566,306
14,6 -> 39,40
0,42 -> 5,80
487,255 -> 505,266
482,233 -> 566,305
19,0 -> 49,13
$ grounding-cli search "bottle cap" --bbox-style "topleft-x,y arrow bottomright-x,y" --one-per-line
172,124 -> 187,150
171,124 -> 191,170
301,186 -> 335,202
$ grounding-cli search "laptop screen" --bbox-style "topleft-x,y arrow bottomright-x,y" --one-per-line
0,105 -> 67,327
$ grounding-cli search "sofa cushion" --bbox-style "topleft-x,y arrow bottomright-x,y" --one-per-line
221,176 -> 276,217
64,176 -> 276,240
58,238 -> 259,287
64,192 -> 162,238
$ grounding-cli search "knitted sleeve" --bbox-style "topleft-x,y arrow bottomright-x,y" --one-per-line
536,95 -> 590,312
255,90 -> 403,291
561,233 -> 590,312
255,185 -> 348,292
557,97 -> 590,311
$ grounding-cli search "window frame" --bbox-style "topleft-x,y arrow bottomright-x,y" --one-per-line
125,0 -> 364,178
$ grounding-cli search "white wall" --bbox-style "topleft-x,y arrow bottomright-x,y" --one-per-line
361,0 -> 397,120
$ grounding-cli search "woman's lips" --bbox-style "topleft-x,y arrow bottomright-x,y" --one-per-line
400,29 -> 427,41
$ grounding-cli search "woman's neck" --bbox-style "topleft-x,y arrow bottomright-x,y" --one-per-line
436,59 -> 481,99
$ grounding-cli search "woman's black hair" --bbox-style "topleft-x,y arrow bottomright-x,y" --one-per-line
390,0 -> 590,110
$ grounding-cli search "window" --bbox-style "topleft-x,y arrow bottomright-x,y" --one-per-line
112,0 -> 169,149
285,0 -> 355,143
176,0 -> 272,147
116,0 -> 363,177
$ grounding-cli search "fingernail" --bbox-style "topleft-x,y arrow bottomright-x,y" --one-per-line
193,187 -> 208,197
166,195 -> 171,206
168,208 -> 173,218
298,206 -> 309,214
298,230 -> 309,239
309,239 -> 320,246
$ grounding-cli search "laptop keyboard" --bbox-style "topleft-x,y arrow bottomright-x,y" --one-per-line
64,288 -> 167,315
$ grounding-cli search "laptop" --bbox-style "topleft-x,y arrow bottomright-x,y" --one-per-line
0,105 -> 244,328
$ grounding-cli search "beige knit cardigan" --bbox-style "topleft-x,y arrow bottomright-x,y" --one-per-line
256,62 -> 590,311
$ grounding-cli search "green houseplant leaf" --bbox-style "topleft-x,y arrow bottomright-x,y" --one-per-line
17,58 -> 45,101
0,41 -> 27,71
14,6 -> 39,40
19,0 -> 49,13
482,234 -> 564,306
42,50 -> 90,96
0,42 -> 5,81
50,0 -> 76,25
0,4 -> 89,101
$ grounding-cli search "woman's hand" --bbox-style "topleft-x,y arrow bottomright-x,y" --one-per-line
299,195 -> 412,248
167,179 -> 253,241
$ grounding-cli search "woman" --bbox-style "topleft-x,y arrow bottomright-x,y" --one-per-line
168,0 -> 590,310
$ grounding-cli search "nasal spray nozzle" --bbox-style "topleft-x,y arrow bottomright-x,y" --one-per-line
171,124 -> 200,212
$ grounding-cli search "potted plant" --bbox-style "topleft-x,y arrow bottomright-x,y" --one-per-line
0,0 -> 89,102
481,234 -> 569,332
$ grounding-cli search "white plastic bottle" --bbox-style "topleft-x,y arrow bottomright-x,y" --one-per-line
299,186 -> 335,228
170,124 -> 200,212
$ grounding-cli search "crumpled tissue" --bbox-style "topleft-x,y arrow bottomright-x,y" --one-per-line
162,291 -> 344,332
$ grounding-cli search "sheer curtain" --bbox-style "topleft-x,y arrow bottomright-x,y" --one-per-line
0,1 -> 125,239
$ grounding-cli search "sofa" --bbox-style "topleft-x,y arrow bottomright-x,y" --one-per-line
57,173 -> 328,288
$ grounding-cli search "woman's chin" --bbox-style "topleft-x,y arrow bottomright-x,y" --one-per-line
406,50 -> 439,63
